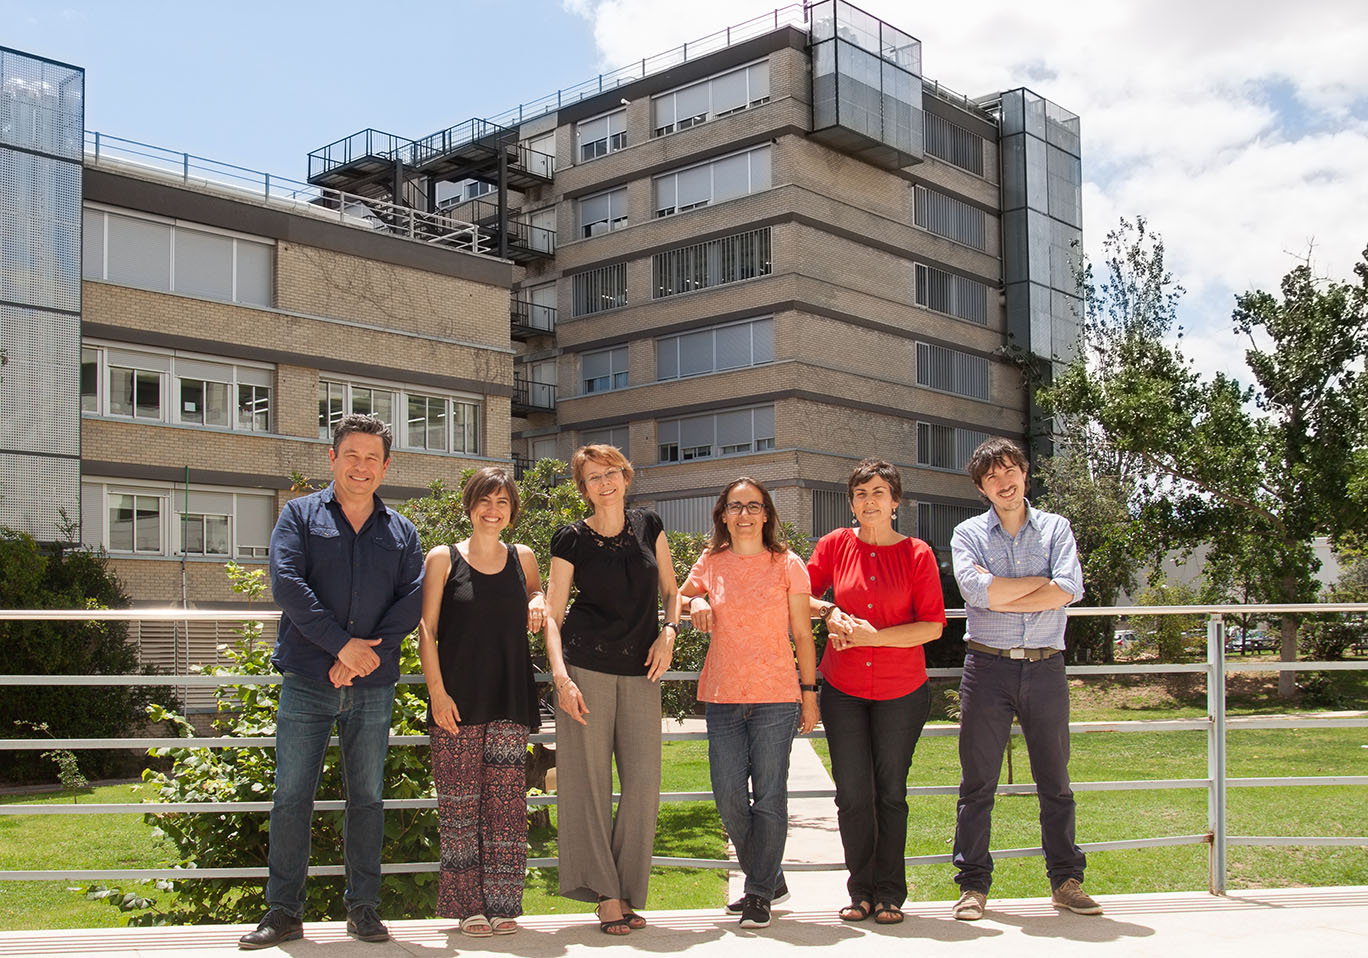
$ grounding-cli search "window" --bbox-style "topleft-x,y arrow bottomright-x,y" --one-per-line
435,178 -> 496,207
658,406 -> 774,463
577,109 -> 626,162
916,342 -> 989,400
657,495 -> 714,534
319,379 -> 477,454
654,146 -> 770,217
653,227 -> 771,299
572,263 -> 628,316
83,481 -> 275,559
83,205 -> 274,307
652,61 -> 770,136
579,187 -> 628,237
918,422 -> 991,471
915,263 -> 989,325
917,501 -> 981,551
82,343 -> 272,432
109,493 -> 162,554
812,489 -> 849,536
657,317 -> 773,380
582,346 -> 628,394
581,425 -> 629,451
924,112 -> 985,176
913,185 -> 987,251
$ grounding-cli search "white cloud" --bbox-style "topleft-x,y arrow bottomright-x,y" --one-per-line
562,0 -> 1368,381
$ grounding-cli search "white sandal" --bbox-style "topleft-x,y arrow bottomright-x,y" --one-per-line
459,914 -> 494,937
490,916 -> 518,935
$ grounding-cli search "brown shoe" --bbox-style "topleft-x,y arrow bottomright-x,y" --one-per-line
1051,879 -> 1102,915
952,889 -> 986,921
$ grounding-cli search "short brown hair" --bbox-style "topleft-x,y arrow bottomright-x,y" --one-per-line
706,477 -> 788,555
570,444 -> 634,498
966,437 -> 1029,487
462,466 -> 521,526
847,457 -> 902,503
333,413 -> 392,460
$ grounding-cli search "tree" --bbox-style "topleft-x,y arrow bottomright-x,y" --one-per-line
1048,226 -> 1368,696
0,528 -> 162,783
1034,218 -> 1181,662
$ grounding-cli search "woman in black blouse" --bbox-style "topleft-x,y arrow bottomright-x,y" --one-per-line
417,467 -> 543,937
544,444 -> 681,935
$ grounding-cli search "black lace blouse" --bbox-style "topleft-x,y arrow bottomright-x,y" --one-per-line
550,509 -> 665,676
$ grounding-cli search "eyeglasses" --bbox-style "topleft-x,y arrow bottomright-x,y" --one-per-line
584,467 -> 623,486
725,501 -> 765,516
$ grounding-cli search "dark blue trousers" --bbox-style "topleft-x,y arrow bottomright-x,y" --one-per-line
951,651 -> 1085,892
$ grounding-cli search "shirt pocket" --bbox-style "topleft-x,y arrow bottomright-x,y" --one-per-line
307,520 -> 343,566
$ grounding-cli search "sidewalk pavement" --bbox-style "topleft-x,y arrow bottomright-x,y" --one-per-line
3,887 -> 1364,956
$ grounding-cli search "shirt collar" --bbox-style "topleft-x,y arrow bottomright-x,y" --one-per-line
323,482 -> 390,520
987,498 -> 1038,535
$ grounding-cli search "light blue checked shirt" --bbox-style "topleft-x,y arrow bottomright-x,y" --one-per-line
951,501 -> 1083,650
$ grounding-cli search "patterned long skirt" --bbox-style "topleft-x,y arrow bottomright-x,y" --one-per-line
430,720 -> 529,919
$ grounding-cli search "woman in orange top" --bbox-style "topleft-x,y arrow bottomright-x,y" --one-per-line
680,477 -> 818,931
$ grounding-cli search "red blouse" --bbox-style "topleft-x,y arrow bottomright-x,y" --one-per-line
806,527 -> 946,700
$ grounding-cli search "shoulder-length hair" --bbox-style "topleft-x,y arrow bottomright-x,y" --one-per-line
706,476 -> 787,555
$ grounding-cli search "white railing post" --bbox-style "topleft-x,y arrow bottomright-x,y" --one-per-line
1207,612 -> 1228,894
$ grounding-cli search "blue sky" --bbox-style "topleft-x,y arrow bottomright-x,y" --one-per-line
6,0 -> 1367,383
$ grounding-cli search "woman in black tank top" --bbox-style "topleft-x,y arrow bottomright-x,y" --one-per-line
417,467 -> 544,937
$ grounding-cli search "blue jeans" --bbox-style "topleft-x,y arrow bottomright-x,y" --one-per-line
266,673 -> 395,916
706,701 -> 800,901
952,652 -> 1085,893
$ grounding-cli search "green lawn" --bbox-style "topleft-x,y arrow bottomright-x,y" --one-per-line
2,700 -> 1365,929
0,783 -> 168,930
813,725 -> 1368,902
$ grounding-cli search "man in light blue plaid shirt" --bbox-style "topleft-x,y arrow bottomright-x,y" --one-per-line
947,438 -> 1101,921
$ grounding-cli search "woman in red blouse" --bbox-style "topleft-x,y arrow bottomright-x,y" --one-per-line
807,458 -> 945,925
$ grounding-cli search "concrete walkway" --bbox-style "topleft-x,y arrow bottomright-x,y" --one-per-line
2,887 -> 1364,956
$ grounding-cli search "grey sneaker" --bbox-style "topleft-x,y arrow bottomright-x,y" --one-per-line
952,889 -> 987,921
728,879 -> 789,914
738,894 -> 771,929
1051,879 -> 1102,915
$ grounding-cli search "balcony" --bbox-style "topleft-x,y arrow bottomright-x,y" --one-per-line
468,199 -> 556,263
512,376 -> 556,416
511,298 -> 557,339
402,118 -> 554,189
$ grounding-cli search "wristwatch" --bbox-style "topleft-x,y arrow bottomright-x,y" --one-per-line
818,604 -> 837,623
800,683 -> 818,693
662,621 -> 679,636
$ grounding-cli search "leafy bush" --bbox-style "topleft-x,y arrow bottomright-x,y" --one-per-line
139,563 -> 438,924
0,528 -> 162,783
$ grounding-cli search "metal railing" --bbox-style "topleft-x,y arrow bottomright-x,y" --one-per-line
512,376 -> 557,412
2,604 -> 1366,891
511,297 -> 557,337
86,130 -> 493,256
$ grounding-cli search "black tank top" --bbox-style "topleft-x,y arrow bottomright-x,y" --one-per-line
431,543 -> 540,731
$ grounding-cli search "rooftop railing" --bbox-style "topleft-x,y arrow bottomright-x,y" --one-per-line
85,130 -> 494,257
2,603 -> 1365,893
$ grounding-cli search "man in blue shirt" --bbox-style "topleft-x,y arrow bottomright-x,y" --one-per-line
947,438 -> 1101,921
240,414 -> 423,950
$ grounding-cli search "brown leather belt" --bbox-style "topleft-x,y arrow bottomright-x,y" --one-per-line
967,641 -> 1061,661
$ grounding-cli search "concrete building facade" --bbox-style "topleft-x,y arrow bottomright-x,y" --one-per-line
309,1 -> 1083,545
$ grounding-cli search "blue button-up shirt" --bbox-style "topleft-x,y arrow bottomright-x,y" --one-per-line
269,483 -> 423,686
951,501 -> 1083,650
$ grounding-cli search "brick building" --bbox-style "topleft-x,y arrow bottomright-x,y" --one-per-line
308,1 -> 1083,543
1,48 -> 513,619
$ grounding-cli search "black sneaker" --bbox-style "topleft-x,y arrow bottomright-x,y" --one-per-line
727,879 -> 789,914
238,908 -> 303,950
738,894 -> 771,929
346,903 -> 390,942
